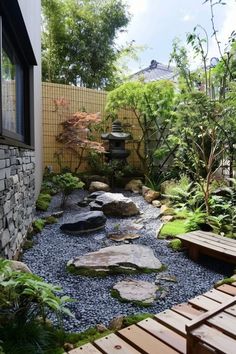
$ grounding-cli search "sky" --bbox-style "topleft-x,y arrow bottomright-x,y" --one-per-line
117,0 -> 236,74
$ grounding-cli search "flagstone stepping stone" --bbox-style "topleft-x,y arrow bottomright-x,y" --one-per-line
112,279 -> 159,305
89,192 -> 140,217
107,232 -> 140,242
60,211 -> 106,234
67,244 -> 162,275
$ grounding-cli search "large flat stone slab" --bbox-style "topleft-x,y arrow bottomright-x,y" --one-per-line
67,244 -> 162,275
89,192 -> 139,217
60,211 -> 106,234
112,279 -> 159,305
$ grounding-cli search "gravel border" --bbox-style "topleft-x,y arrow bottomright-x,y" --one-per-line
22,190 -> 234,332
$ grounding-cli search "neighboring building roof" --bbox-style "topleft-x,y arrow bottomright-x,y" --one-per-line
130,60 -> 177,83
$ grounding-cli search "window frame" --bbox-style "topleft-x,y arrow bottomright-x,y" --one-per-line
0,1 -> 37,149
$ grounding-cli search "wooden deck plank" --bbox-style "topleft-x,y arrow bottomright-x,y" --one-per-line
216,284 -> 236,296
94,333 -> 142,354
137,317 -> 186,353
118,324 -> 179,354
225,304 -> 236,316
172,303 -> 205,320
68,343 -> 103,354
203,288 -> 233,303
189,295 -> 221,311
189,324 -> 236,354
155,309 -> 191,336
207,311 -> 236,338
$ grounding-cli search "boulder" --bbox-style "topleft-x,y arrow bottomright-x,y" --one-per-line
144,190 -> 160,203
89,192 -> 139,217
9,260 -> 31,273
112,279 -> 159,305
125,179 -> 143,193
89,181 -> 110,193
67,244 -> 162,275
60,211 -> 106,234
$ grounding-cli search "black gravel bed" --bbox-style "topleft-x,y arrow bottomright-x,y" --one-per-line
22,190 -> 234,332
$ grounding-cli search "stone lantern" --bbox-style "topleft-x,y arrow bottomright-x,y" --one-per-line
101,119 -> 131,162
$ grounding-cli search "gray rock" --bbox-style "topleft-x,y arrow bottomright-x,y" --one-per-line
89,192 -> 139,217
152,200 -> 162,208
9,260 -> 32,273
60,211 -> 107,234
108,316 -> 124,330
112,279 -> 159,305
67,244 -> 162,274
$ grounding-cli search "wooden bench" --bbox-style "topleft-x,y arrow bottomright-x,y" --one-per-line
177,230 -> 236,263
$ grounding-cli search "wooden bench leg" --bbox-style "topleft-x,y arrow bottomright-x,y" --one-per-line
189,246 -> 199,261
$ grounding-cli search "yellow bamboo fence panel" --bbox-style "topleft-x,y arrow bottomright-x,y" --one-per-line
42,82 -> 143,174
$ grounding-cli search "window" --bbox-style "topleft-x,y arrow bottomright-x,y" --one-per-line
0,1 -> 37,147
2,37 -> 25,141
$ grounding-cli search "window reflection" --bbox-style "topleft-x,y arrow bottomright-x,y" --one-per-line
1,41 -> 24,140
2,48 -> 17,133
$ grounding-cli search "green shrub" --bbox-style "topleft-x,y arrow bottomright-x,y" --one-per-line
36,193 -> 52,211
184,211 -> 208,232
53,173 -> 84,207
0,259 -> 73,354
41,180 -> 58,195
168,239 -> 182,251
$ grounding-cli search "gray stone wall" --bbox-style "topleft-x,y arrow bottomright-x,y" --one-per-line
0,145 -> 35,259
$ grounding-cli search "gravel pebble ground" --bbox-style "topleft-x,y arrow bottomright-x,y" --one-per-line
22,190 -> 234,332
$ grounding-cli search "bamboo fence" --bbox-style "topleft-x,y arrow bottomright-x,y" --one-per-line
42,82 -> 143,173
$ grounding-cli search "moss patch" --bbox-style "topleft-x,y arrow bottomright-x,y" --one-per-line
36,193 -> 52,211
214,276 -> 236,288
159,219 -> 187,239
123,313 -> 154,326
66,327 -> 113,348
33,219 -> 46,233
67,264 -> 165,277
45,216 -> 58,225
168,239 -> 182,251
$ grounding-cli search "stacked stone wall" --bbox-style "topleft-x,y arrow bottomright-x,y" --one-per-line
0,145 -> 35,259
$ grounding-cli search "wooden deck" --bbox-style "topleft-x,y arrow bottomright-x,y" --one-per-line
176,231 -> 236,263
67,282 -> 236,354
